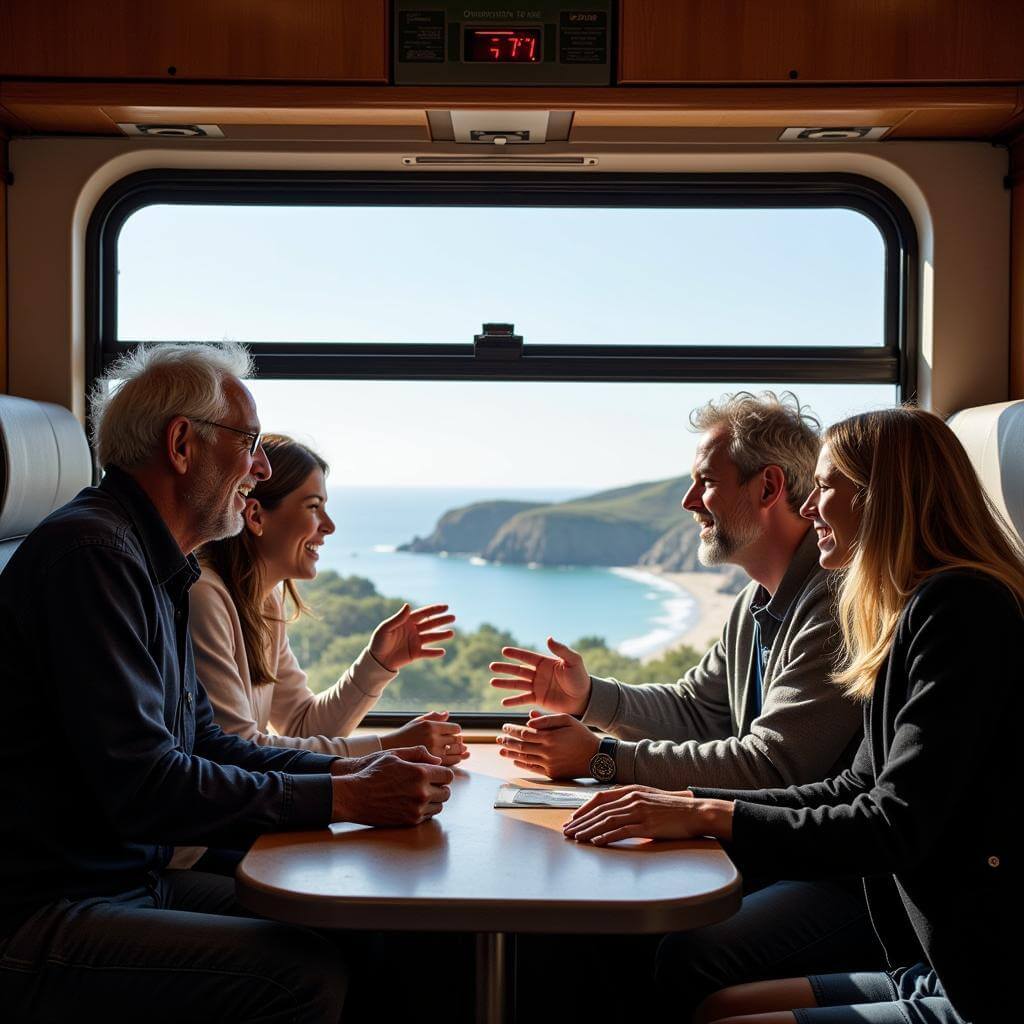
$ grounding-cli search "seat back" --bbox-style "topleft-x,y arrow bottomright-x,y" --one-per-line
0,395 -> 93,572
947,399 -> 1024,545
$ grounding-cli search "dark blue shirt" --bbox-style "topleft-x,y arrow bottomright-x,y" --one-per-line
0,467 -> 336,921
748,584 -> 787,718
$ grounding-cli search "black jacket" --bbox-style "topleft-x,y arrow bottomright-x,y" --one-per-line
0,468 -> 337,924
694,571 -> 1019,1023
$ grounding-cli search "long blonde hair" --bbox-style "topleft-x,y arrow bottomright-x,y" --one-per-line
828,407 -> 1024,698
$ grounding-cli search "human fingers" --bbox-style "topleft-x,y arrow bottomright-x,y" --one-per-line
390,745 -> 443,765
582,824 -> 648,847
408,603 -> 450,621
425,782 -> 453,804
500,646 -> 546,667
563,799 -> 641,838
488,661 -> 535,680
490,680 -> 537,697
500,694 -> 540,708
419,802 -> 446,820
417,629 -> 455,643
413,710 -> 449,723
528,713 -> 576,730
566,808 -> 639,842
511,759 -> 551,775
497,738 -> 545,760
414,611 -> 456,629
422,764 -> 457,785
416,647 -> 449,659
546,637 -> 581,664
379,603 -> 412,628
568,785 -> 636,818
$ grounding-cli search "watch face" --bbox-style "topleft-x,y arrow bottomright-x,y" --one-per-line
590,752 -> 616,783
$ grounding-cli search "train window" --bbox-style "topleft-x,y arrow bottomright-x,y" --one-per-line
116,204 -> 885,349
89,171 -> 914,721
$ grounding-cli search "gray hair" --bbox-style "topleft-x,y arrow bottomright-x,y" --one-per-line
690,391 -> 821,514
90,343 -> 255,470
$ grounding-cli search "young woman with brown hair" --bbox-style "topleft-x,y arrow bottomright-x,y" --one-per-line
189,434 -> 469,764
564,407 -> 1021,1024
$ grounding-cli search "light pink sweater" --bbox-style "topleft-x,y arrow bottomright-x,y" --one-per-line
189,566 -> 397,756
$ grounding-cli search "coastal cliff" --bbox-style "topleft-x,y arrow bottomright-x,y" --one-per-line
399,475 -> 749,594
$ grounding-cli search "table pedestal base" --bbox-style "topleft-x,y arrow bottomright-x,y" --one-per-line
475,932 -> 516,1024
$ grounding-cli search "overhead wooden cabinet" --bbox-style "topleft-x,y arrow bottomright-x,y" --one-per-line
0,0 -> 388,82
620,0 -> 1024,84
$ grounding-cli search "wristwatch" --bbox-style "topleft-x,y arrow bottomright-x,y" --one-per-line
589,736 -> 618,783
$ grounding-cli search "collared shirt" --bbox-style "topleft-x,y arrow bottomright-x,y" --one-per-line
0,466 -> 337,923
748,582 -> 788,717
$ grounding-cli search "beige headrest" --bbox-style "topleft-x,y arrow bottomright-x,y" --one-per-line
947,400 -> 1024,543
0,395 -> 93,543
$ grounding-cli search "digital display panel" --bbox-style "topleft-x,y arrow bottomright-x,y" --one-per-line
464,28 -> 542,62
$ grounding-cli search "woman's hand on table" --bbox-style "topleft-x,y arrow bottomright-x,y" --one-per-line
382,710 -> 470,766
370,603 -> 455,671
496,709 -> 598,778
563,785 -> 735,846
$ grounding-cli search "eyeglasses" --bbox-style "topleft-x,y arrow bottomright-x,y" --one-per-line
193,418 -> 263,456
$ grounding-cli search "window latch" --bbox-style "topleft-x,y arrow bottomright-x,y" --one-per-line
473,323 -> 523,360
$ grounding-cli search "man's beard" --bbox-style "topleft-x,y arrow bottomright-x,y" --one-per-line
186,461 -> 244,544
697,496 -> 761,567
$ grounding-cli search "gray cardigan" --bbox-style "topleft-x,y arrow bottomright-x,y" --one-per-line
582,530 -> 863,789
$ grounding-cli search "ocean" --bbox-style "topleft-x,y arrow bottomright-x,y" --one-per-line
319,486 -> 697,658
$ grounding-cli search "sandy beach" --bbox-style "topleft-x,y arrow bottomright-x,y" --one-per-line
643,568 -> 737,659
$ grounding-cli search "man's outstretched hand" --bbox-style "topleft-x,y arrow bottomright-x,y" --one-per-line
489,637 -> 591,715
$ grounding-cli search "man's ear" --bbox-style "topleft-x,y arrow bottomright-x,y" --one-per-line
165,416 -> 193,476
760,464 -> 787,511
244,499 -> 265,537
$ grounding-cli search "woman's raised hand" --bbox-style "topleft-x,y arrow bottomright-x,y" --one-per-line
489,637 -> 592,715
369,603 -> 455,671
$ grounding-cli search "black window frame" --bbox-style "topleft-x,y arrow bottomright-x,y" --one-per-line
86,169 -> 917,727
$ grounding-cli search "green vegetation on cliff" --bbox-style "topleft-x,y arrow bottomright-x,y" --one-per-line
397,474 -> 748,595
289,571 -> 707,712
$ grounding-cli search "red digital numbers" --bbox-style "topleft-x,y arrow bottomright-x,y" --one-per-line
466,29 -> 541,63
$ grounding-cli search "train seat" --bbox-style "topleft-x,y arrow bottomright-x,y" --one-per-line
948,399 -> 1024,544
0,395 -> 92,572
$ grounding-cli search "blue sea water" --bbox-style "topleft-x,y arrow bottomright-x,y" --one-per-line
319,486 -> 698,657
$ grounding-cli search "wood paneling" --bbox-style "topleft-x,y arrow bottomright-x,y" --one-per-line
0,0 -> 387,83
1011,136 -> 1024,401
620,1 -> 1024,84
1,80 -> 1021,138
0,129 -> 6,394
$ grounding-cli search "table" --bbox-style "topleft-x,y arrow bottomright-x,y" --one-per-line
237,742 -> 741,1022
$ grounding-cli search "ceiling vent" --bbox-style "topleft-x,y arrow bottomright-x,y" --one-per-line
402,155 -> 597,166
428,110 -> 573,145
118,123 -> 225,138
779,126 -> 889,142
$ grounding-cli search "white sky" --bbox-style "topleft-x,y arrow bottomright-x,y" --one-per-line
118,203 -> 895,488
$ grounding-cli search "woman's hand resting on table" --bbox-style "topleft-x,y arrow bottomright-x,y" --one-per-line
562,785 -> 734,846
382,711 -> 470,766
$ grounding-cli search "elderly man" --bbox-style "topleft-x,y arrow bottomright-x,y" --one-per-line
0,344 -> 453,1023
493,392 -> 886,1017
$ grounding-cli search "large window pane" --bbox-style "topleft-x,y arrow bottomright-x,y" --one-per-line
118,205 -> 885,347
241,379 -> 897,713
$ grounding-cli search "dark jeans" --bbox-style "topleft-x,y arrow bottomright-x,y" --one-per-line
0,870 -> 348,1023
655,879 -> 884,1020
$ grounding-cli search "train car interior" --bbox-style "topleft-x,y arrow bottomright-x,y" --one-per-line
0,3 -> 1021,1022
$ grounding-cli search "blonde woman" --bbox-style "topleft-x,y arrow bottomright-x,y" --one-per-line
564,408 -> 1019,1024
